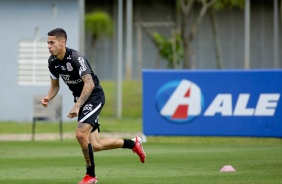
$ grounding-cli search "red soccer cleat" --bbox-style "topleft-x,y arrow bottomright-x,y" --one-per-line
78,174 -> 98,184
132,137 -> 146,163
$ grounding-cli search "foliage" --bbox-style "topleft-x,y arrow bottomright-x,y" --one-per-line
175,0 -> 244,69
152,32 -> 184,68
177,0 -> 245,11
176,0 -> 218,68
212,0 -> 245,10
85,11 -> 113,39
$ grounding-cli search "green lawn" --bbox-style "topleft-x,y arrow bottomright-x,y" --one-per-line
0,117 -> 142,134
100,80 -> 142,117
0,137 -> 281,184
0,80 -> 143,134
1,80 -> 282,183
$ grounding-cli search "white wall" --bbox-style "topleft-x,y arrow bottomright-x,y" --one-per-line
0,0 -> 81,122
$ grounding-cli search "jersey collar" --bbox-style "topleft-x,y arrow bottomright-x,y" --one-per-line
62,47 -> 71,61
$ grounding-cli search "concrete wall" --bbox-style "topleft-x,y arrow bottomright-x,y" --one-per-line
0,0 -> 80,122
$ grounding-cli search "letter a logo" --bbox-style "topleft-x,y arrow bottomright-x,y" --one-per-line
155,80 -> 204,123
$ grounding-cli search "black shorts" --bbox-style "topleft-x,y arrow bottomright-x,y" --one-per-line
78,87 -> 105,132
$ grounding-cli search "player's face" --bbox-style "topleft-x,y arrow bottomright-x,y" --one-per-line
47,36 -> 65,56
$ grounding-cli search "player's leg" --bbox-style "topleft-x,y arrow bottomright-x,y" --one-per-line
89,129 -> 146,163
76,122 -> 97,184
89,129 -> 131,151
76,93 -> 105,183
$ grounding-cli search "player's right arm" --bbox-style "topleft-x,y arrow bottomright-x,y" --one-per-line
41,78 -> 60,107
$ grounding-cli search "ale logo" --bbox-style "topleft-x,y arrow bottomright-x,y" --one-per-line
155,79 -> 280,124
155,80 -> 204,123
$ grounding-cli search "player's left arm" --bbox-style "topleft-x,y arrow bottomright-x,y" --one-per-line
67,74 -> 94,118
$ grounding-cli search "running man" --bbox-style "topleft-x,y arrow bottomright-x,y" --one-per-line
41,28 -> 146,184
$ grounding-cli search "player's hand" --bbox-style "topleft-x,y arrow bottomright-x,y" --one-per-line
67,106 -> 79,119
41,97 -> 49,107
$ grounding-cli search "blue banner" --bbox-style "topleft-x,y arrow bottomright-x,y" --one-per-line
142,69 -> 282,137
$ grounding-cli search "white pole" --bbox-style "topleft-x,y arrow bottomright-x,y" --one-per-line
117,0 -> 123,118
274,0 -> 279,68
126,0 -> 133,80
244,0 -> 250,69
79,0 -> 85,54
136,26 -> 142,80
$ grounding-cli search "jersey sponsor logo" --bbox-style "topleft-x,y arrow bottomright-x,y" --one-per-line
78,57 -> 87,76
155,79 -> 280,124
60,74 -> 83,84
66,62 -> 73,72
67,55 -> 71,60
64,79 -> 82,84
155,80 -> 204,123
60,74 -> 70,81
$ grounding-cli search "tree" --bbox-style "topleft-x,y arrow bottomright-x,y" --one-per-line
209,0 -> 244,69
178,0 -> 217,69
138,0 -> 218,69
85,11 -> 113,63
153,31 -> 184,68
139,23 -> 179,69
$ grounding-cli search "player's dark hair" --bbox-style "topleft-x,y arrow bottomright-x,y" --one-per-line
48,28 -> 67,41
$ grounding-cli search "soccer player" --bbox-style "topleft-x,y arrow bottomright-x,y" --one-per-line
41,28 -> 146,184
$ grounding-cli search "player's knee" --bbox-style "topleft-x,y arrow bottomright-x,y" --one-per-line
75,131 -> 87,143
92,143 -> 103,152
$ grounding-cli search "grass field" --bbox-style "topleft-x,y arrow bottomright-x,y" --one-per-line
0,117 -> 142,134
0,137 -> 282,184
100,80 -> 142,117
1,80 -> 282,183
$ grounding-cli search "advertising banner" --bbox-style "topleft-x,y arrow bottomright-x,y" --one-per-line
142,69 -> 282,137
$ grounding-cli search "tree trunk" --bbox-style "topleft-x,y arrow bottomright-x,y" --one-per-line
180,0 -> 217,69
281,0 -> 282,23
180,0 -> 195,69
182,37 -> 190,69
208,8 -> 223,69
180,4 -> 190,69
